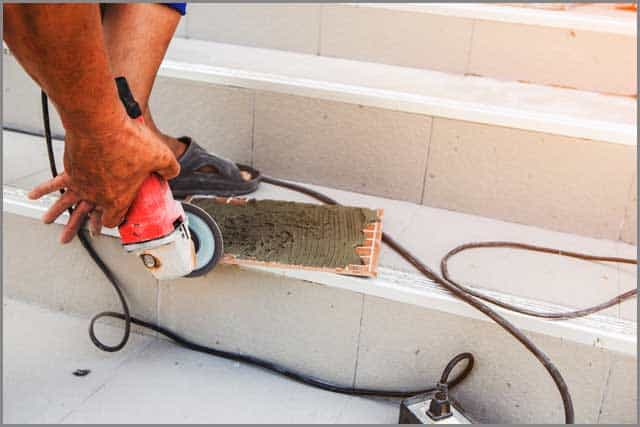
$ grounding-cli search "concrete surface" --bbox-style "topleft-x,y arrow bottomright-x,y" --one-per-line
3,298 -> 399,424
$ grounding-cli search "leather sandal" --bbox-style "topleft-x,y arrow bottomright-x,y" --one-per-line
169,137 -> 261,198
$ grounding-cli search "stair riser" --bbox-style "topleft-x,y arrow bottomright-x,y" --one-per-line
183,4 -> 636,96
4,53 -> 635,244
3,213 -> 635,424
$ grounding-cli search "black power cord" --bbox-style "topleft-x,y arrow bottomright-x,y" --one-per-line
37,90 -> 634,423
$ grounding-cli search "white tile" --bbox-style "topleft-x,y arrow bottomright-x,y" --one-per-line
60,339 -> 391,424
468,20 -> 637,95
2,298 -> 153,424
3,214 -> 158,326
186,4 -> 321,54
616,242 -> 637,322
149,76 -> 254,164
333,396 -> 399,424
597,354 -> 638,424
393,191 -> 628,314
423,118 -> 635,241
254,91 -> 432,203
2,130 -> 63,185
355,295 -> 615,423
174,15 -> 187,38
402,199 -> 624,311
157,265 -> 363,385
321,5 -> 473,73
619,172 -> 637,245
2,53 -> 65,135
3,298 -> 398,424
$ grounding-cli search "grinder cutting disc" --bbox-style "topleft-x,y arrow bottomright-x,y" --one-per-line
182,202 -> 224,277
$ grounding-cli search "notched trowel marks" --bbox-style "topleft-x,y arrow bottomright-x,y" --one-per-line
192,198 -> 383,276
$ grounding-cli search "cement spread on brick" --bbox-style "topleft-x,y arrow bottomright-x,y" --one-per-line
192,198 -> 378,268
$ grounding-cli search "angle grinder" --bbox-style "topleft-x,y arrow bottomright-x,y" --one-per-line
115,76 -> 223,280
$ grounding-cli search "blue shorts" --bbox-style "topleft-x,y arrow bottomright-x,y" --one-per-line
164,3 -> 186,16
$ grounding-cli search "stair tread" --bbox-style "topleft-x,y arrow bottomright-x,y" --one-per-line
163,38 -> 636,145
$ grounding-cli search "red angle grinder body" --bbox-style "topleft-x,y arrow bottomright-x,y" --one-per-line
118,174 -> 184,246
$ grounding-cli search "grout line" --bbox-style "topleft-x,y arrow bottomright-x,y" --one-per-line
250,91 -> 256,167
316,5 -> 324,56
56,383 -> 107,424
350,293 -> 366,389
595,358 -> 614,424
419,117 -> 436,205
616,172 -> 636,242
464,19 -> 477,75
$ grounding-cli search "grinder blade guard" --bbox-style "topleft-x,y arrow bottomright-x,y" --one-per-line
182,202 -> 224,277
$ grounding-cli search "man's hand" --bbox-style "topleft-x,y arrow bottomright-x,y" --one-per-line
28,117 -> 180,243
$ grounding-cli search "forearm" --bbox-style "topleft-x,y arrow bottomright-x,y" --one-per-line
3,3 -> 126,137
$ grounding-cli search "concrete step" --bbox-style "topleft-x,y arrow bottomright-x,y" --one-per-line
179,3 -> 637,95
3,41 -> 636,244
2,130 -> 637,423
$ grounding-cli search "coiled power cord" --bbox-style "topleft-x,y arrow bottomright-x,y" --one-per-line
40,91 -> 637,423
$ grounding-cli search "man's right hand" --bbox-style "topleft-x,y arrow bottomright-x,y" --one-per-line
28,116 -> 180,243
